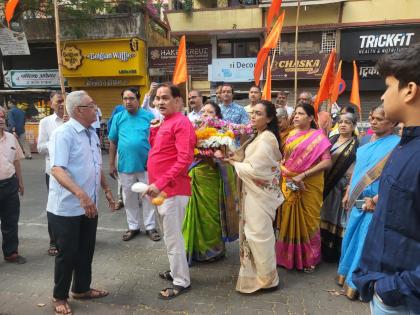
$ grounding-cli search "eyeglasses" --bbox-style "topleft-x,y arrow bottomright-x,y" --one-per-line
123,97 -> 136,102
78,103 -> 97,109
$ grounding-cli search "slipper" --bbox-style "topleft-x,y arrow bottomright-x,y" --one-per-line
303,266 -> 316,274
158,285 -> 191,300
52,298 -> 72,315
71,288 -> 109,300
122,229 -> 140,241
159,270 -> 173,282
146,229 -> 161,241
48,245 -> 59,256
114,199 -> 124,211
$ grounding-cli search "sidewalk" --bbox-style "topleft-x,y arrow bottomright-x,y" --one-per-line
0,155 -> 369,315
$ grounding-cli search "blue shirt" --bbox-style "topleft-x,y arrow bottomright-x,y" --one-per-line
47,118 -> 102,217
353,127 -> 420,312
220,102 -> 249,124
107,104 -> 125,131
108,109 -> 154,173
7,107 -> 26,136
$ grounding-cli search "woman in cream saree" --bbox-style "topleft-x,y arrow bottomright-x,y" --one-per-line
224,101 -> 284,294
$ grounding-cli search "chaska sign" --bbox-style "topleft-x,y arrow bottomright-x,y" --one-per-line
341,26 -> 420,61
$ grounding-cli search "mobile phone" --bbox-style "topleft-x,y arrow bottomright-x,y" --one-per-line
355,199 -> 365,209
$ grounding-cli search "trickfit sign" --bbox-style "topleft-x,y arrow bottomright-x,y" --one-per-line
341,26 -> 420,61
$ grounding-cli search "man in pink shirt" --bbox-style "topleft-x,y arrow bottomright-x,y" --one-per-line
147,83 -> 196,300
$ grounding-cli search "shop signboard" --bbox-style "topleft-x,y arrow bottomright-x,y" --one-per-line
148,45 -> 211,77
271,53 -> 329,80
4,70 -> 62,88
341,26 -> 420,61
209,58 -> 257,82
60,38 -> 147,78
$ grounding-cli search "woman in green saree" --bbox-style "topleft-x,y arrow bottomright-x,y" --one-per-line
182,101 -> 239,265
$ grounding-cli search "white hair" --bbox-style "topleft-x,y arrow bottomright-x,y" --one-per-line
66,90 -> 88,117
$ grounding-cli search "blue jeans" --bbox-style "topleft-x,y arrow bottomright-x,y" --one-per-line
371,293 -> 420,315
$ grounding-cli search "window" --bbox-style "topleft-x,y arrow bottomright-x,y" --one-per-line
321,30 -> 336,53
217,38 -> 260,58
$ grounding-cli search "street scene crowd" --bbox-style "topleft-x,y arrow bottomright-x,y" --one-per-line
1,41 -> 420,315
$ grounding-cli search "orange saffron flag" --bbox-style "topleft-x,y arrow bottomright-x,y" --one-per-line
313,49 -> 336,115
254,10 -> 285,86
262,57 -> 272,101
330,60 -> 342,104
5,0 -> 20,27
172,35 -> 188,86
266,0 -> 282,33
350,60 -> 361,113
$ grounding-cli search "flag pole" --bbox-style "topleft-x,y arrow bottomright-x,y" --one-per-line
53,0 -> 67,114
294,0 -> 301,108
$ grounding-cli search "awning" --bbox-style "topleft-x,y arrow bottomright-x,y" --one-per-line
260,0 -> 347,7
0,89 -> 58,95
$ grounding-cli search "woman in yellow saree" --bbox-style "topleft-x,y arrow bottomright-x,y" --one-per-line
221,100 -> 284,293
275,103 -> 332,272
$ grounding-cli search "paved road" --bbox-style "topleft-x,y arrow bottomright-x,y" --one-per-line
0,154 -> 369,315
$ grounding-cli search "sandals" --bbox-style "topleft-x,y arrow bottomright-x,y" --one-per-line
158,285 -> 191,300
71,288 -> 109,300
303,266 -> 316,273
48,245 -> 59,256
52,299 -> 72,315
159,270 -> 173,282
114,199 -> 124,211
122,229 -> 140,241
146,229 -> 161,241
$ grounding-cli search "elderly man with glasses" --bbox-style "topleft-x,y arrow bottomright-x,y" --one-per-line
47,90 -> 115,315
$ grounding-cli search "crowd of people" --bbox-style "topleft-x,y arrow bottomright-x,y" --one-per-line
0,44 -> 419,315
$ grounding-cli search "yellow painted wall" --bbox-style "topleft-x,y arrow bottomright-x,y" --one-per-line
166,7 -> 262,32
342,0 -> 420,24
283,3 -> 340,27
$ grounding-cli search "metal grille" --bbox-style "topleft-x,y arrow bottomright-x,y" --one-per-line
321,30 -> 336,53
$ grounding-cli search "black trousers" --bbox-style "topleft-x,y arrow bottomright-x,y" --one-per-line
45,174 -> 56,247
47,212 -> 98,299
0,175 -> 20,258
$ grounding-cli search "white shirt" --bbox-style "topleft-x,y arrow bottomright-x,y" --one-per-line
37,113 -> 64,175
92,107 -> 102,129
141,95 -> 163,120
282,105 -> 294,118
188,110 -> 201,122
0,131 -> 24,180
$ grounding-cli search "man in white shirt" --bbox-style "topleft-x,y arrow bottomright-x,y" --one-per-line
37,92 -> 67,256
187,90 -> 203,122
92,106 -> 102,138
275,91 -> 294,118
244,85 -> 262,116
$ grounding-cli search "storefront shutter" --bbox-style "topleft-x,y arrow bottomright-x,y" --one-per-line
82,87 -> 125,119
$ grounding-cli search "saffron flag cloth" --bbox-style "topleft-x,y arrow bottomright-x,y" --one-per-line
5,0 -> 20,27
172,35 -> 188,86
262,57 -> 272,101
349,61 -> 361,113
331,60 -> 342,104
254,11 -> 285,86
266,0 -> 282,33
313,49 -> 336,115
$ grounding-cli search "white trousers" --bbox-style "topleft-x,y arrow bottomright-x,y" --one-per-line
157,196 -> 190,288
119,172 -> 156,231
18,133 -> 31,158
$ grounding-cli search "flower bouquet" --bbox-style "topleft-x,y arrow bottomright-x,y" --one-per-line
193,117 -> 254,158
